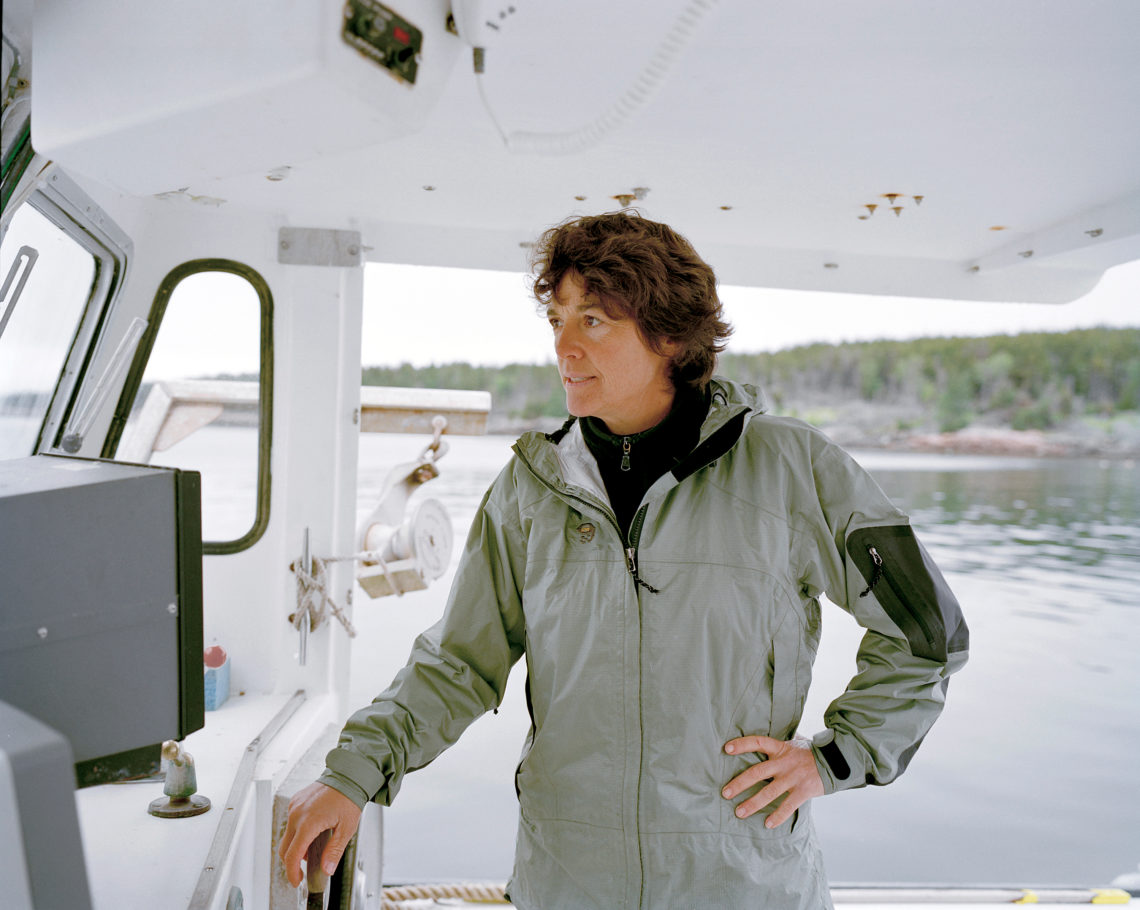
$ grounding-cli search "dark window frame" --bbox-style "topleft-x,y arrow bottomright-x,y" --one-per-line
103,259 -> 274,555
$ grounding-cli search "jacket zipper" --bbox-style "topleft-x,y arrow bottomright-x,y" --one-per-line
519,444 -> 739,909
860,544 -> 938,649
858,546 -> 884,597
517,457 -> 653,904
623,501 -> 657,593
628,503 -> 649,909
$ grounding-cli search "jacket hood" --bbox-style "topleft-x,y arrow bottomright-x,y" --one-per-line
707,376 -> 769,420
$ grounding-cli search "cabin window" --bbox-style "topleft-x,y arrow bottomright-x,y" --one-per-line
0,202 -> 98,460
107,261 -> 273,553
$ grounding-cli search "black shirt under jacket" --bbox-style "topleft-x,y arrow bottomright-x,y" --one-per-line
580,384 -> 711,539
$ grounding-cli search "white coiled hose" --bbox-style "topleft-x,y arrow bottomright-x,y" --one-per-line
476,0 -> 721,156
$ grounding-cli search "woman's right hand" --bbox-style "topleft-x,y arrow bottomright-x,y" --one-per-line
278,781 -> 363,888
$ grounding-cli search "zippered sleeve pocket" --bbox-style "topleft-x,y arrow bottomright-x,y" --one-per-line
846,524 -> 968,663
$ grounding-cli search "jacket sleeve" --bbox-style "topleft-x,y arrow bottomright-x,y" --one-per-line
318,470 -> 528,809
802,439 -> 969,795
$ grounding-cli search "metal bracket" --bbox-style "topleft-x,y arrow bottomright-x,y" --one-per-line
277,227 -> 362,267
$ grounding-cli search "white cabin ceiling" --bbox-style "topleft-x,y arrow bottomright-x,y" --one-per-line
25,0 -> 1140,301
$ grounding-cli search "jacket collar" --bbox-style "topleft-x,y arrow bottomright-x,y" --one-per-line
697,377 -> 765,444
513,377 -> 764,495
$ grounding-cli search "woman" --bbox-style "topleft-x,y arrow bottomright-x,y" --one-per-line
280,212 -> 969,909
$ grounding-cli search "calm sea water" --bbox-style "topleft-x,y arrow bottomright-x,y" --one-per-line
350,434 -> 1140,890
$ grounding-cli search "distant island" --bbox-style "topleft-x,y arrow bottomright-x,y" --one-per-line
363,327 -> 1140,456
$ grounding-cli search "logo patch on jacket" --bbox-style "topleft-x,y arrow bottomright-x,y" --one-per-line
576,522 -> 595,543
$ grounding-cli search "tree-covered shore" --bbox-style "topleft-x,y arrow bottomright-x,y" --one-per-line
363,327 -> 1140,455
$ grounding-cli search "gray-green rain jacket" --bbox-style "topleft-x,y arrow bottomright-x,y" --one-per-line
321,379 -> 969,909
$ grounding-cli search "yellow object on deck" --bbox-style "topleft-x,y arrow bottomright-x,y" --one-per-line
1092,891 -> 1132,905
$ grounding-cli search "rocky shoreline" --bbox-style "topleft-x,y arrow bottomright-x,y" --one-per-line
898,427 -> 1103,458
488,410 -> 1140,459
818,413 -> 1140,459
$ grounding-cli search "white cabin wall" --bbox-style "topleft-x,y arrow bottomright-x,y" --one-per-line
270,257 -> 363,708
62,176 -> 364,704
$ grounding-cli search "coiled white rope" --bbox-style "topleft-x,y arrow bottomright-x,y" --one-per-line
380,881 -> 508,908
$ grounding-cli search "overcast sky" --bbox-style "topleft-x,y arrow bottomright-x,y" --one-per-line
361,257 -> 1139,368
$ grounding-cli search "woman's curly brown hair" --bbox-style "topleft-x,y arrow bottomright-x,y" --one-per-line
531,211 -> 733,390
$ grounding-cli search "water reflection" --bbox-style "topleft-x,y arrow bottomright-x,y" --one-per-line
857,455 -> 1139,613
816,453 -> 1140,885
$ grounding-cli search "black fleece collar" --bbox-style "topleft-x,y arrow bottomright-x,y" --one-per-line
579,384 -> 710,535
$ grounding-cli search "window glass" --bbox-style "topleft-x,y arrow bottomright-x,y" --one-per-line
0,204 -> 97,460
118,269 -> 267,545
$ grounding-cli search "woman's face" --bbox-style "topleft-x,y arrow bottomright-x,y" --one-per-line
547,272 -> 676,435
